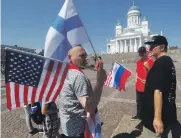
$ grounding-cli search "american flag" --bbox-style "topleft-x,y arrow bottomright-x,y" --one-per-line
146,48 -> 153,57
104,71 -> 112,87
5,48 -> 68,110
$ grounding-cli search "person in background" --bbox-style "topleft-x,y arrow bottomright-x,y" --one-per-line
95,56 -> 103,71
93,57 -> 97,65
131,46 -> 154,120
140,35 -> 180,137
59,45 -> 107,138
41,102 -> 60,138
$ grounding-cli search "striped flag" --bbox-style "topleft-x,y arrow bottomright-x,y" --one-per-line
84,112 -> 101,138
104,71 -> 112,87
44,0 -> 89,61
146,47 -> 153,58
5,48 -> 68,110
104,62 -> 131,91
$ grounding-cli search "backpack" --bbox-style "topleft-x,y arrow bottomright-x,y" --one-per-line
30,102 -> 45,125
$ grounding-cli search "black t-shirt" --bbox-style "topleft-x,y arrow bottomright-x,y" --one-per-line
140,56 -> 177,132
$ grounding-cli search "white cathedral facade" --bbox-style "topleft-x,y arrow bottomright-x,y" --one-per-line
107,1 -> 161,54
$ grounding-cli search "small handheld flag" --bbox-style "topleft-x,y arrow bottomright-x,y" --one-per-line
104,62 -> 131,91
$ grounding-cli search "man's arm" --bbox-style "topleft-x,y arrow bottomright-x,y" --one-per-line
78,66 -> 107,114
41,103 -> 49,114
94,62 -> 99,71
144,61 -> 151,71
84,80 -> 104,113
144,58 -> 154,71
153,90 -> 164,136
136,61 -> 146,84
154,90 -> 163,119
135,61 -> 139,84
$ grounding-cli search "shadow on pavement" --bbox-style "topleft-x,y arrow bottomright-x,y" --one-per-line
113,130 -> 141,138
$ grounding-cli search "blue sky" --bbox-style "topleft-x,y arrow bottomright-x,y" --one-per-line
2,0 -> 181,53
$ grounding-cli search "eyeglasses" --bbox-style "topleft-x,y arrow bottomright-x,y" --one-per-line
150,44 -> 160,51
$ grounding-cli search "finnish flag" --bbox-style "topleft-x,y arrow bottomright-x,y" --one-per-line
44,0 -> 89,61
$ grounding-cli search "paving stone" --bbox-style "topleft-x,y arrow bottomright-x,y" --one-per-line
99,101 -> 135,138
1,61 -> 181,137
111,115 -> 131,137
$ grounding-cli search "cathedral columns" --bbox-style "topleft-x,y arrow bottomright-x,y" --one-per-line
118,41 -> 121,53
129,39 -> 131,52
116,40 -> 118,53
124,40 -> 126,52
130,39 -> 134,52
122,40 -> 125,52
134,38 -> 137,52
109,37 -> 142,53
137,16 -> 138,24
124,40 -> 128,52
120,40 -> 123,53
109,45 -> 111,54
107,45 -> 109,54
139,37 -> 141,48
114,45 -> 116,53
117,41 -> 120,53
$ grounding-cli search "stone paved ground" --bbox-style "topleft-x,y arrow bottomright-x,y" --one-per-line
1,61 -> 181,138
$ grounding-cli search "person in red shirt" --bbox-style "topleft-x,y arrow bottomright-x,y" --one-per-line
131,46 -> 154,120
95,56 -> 103,71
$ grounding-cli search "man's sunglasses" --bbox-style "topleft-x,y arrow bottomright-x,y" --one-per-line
149,44 -> 160,51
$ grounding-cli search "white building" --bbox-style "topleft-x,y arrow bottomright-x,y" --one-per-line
107,1 -> 161,54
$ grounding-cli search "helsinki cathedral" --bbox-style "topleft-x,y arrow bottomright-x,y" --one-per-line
107,1 -> 162,54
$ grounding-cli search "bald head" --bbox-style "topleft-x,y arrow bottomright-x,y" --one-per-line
68,45 -> 84,56
68,45 -> 87,67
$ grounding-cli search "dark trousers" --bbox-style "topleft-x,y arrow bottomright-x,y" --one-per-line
43,113 -> 60,138
136,90 -> 144,118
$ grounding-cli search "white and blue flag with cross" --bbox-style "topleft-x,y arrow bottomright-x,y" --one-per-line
44,1 -> 102,137
44,0 -> 89,61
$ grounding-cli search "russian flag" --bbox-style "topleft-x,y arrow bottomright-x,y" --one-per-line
105,62 -> 131,91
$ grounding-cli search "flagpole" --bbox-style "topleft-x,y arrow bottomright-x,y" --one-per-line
73,0 -> 98,59
5,47 -> 68,64
88,39 -> 98,59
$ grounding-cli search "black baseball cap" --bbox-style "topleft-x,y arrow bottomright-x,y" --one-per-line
144,35 -> 168,50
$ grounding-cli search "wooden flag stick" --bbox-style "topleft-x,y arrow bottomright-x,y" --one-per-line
73,0 -> 98,60
5,47 -> 68,64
